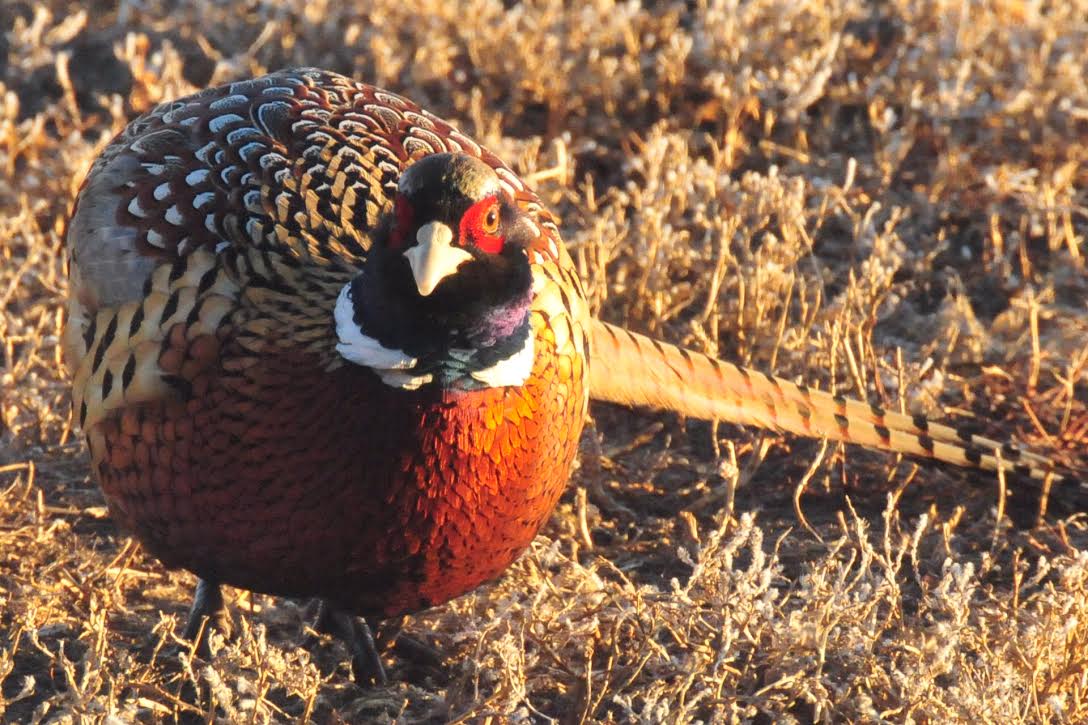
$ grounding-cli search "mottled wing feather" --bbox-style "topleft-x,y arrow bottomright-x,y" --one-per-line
69,68 -> 573,305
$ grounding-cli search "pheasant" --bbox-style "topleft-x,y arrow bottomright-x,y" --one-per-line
64,68 -> 1084,683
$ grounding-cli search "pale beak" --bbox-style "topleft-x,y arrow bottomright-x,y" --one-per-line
402,222 -> 475,296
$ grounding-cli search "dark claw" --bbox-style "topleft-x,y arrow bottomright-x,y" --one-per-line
347,616 -> 387,686
311,598 -> 336,637
389,631 -> 443,670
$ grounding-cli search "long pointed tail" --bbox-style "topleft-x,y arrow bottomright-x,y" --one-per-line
589,319 -> 1084,493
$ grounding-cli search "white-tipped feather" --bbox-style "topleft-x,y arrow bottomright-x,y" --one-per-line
468,335 -> 535,388
335,281 -> 419,373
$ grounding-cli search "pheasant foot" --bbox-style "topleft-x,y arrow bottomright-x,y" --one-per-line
371,616 -> 443,671
313,600 -> 388,686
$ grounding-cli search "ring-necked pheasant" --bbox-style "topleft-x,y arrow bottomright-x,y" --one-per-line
64,68 -> 1084,682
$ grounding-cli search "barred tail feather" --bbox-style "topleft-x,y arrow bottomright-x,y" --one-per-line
589,320 -> 1084,498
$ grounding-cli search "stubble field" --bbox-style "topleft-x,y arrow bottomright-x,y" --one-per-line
2,1 -> 1088,722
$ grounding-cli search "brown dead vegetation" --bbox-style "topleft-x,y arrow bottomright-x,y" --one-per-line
2,1 -> 1087,722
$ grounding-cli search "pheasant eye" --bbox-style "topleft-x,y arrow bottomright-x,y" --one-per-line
461,196 -> 505,254
481,205 -> 500,235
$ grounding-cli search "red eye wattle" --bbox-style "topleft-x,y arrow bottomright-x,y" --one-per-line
460,196 -> 505,255
389,195 -> 414,249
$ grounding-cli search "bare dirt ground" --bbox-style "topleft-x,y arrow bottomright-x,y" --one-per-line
2,1 -> 1087,722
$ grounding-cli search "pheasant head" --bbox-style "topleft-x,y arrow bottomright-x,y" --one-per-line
335,153 -> 536,392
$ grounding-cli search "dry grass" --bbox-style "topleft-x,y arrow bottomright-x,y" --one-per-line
2,0 -> 1088,722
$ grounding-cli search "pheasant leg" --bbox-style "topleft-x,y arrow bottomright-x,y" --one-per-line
181,578 -> 233,656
